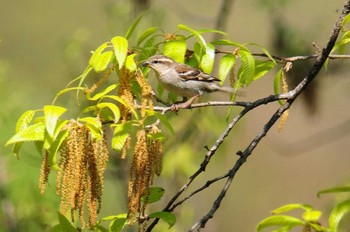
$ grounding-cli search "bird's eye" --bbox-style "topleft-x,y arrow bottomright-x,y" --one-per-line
152,60 -> 160,64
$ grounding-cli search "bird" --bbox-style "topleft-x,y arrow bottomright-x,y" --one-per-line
142,55 -> 233,110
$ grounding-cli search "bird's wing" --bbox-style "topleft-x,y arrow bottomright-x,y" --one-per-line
175,63 -> 220,82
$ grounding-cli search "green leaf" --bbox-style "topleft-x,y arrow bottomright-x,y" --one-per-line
86,84 -> 117,101
178,24 -> 207,57
109,214 -> 128,232
112,122 -> 132,151
219,54 -> 236,83
141,187 -> 165,204
149,211 -> 176,229
93,51 -> 114,72
200,43 -> 216,74
15,110 -> 36,133
237,49 -> 255,87
6,122 -> 45,146
163,39 -> 187,63
125,14 -> 143,39
111,36 -> 128,69
44,105 -> 67,138
248,42 -> 276,64
96,103 -> 121,123
272,203 -> 313,214
137,27 -> 160,46
254,60 -> 276,81
302,210 -> 322,222
57,212 -> 77,232
329,199 -> 350,232
78,117 -> 103,140
256,215 -> 304,232
318,185 -> 350,197
139,37 -> 158,63
89,42 -> 109,67
273,68 -> 285,105
197,28 -> 229,37
100,213 -> 128,222
125,54 -> 137,72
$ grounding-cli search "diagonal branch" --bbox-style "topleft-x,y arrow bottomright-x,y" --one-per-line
189,1 -> 350,230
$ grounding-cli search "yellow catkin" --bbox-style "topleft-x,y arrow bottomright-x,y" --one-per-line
135,70 -> 154,118
56,120 -> 109,228
39,151 -> 51,194
278,71 -> 290,132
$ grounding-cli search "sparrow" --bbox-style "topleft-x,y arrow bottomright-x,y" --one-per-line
142,55 -> 233,110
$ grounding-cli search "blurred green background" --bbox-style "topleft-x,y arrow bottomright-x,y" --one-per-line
1,0 -> 350,231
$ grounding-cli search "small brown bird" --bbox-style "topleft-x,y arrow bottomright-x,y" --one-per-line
142,55 -> 233,110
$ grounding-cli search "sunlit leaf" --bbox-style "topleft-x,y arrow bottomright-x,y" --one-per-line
86,84 -> 117,101
248,42 -> 276,64
272,203 -> 313,214
318,185 -> 350,197
108,214 -> 128,232
125,54 -> 137,72
96,103 -> 121,123
141,187 -> 165,204
178,24 -> 207,56
111,36 -> 128,69
48,128 -> 69,170
93,51 -> 114,72
237,49 -> 255,87
254,60 -> 276,81
78,117 -> 103,140
256,215 -> 304,232
15,110 -> 35,133
302,210 -> 322,222
163,40 -> 187,63
219,54 -> 236,83
6,122 -> 44,145
137,27 -> 160,46
200,43 -> 215,74
329,199 -> 350,232
211,39 -> 249,51
149,211 -> 176,229
44,105 -> 67,138
112,122 -> 132,151
197,28 -> 229,37
52,87 -> 86,105
89,42 -> 109,67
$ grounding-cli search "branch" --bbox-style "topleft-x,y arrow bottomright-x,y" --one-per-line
189,1 -> 350,230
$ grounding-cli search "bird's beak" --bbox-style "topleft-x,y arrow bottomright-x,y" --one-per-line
142,61 -> 150,67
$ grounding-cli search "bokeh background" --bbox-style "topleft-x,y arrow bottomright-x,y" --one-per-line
1,0 -> 350,231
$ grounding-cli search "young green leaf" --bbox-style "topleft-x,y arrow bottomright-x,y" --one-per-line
248,42 -> 276,64
57,212 -> 77,232
329,199 -> 350,232
44,105 -> 67,138
125,54 -> 137,72
108,214 -> 128,232
141,187 -> 165,204
137,27 -> 160,46
317,185 -> 350,197
211,39 -> 249,51
6,122 -> 45,146
86,84 -> 117,101
112,122 -> 133,151
254,60 -> 276,81
163,40 -> 187,63
89,42 -> 109,67
219,54 -> 236,83
96,102 -> 121,123
15,110 -> 36,133
200,43 -> 215,74
78,117 -> 103,140
111,36 -> 128,69
178,24 -> 207,56
52,87 -> 86,105
93,51 -> 114,72
272,203 -> 313,214
148,211 -> 176,229
302,210 -> 322,222
237,49 -> 255,87
256,215 -> 304,232
48,128 -> 69,170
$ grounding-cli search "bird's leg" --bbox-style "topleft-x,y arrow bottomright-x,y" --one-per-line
151,90 -> 172,106
171,95 -> 199,112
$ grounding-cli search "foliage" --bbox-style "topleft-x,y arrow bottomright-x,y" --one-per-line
5,4 -> 350,231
